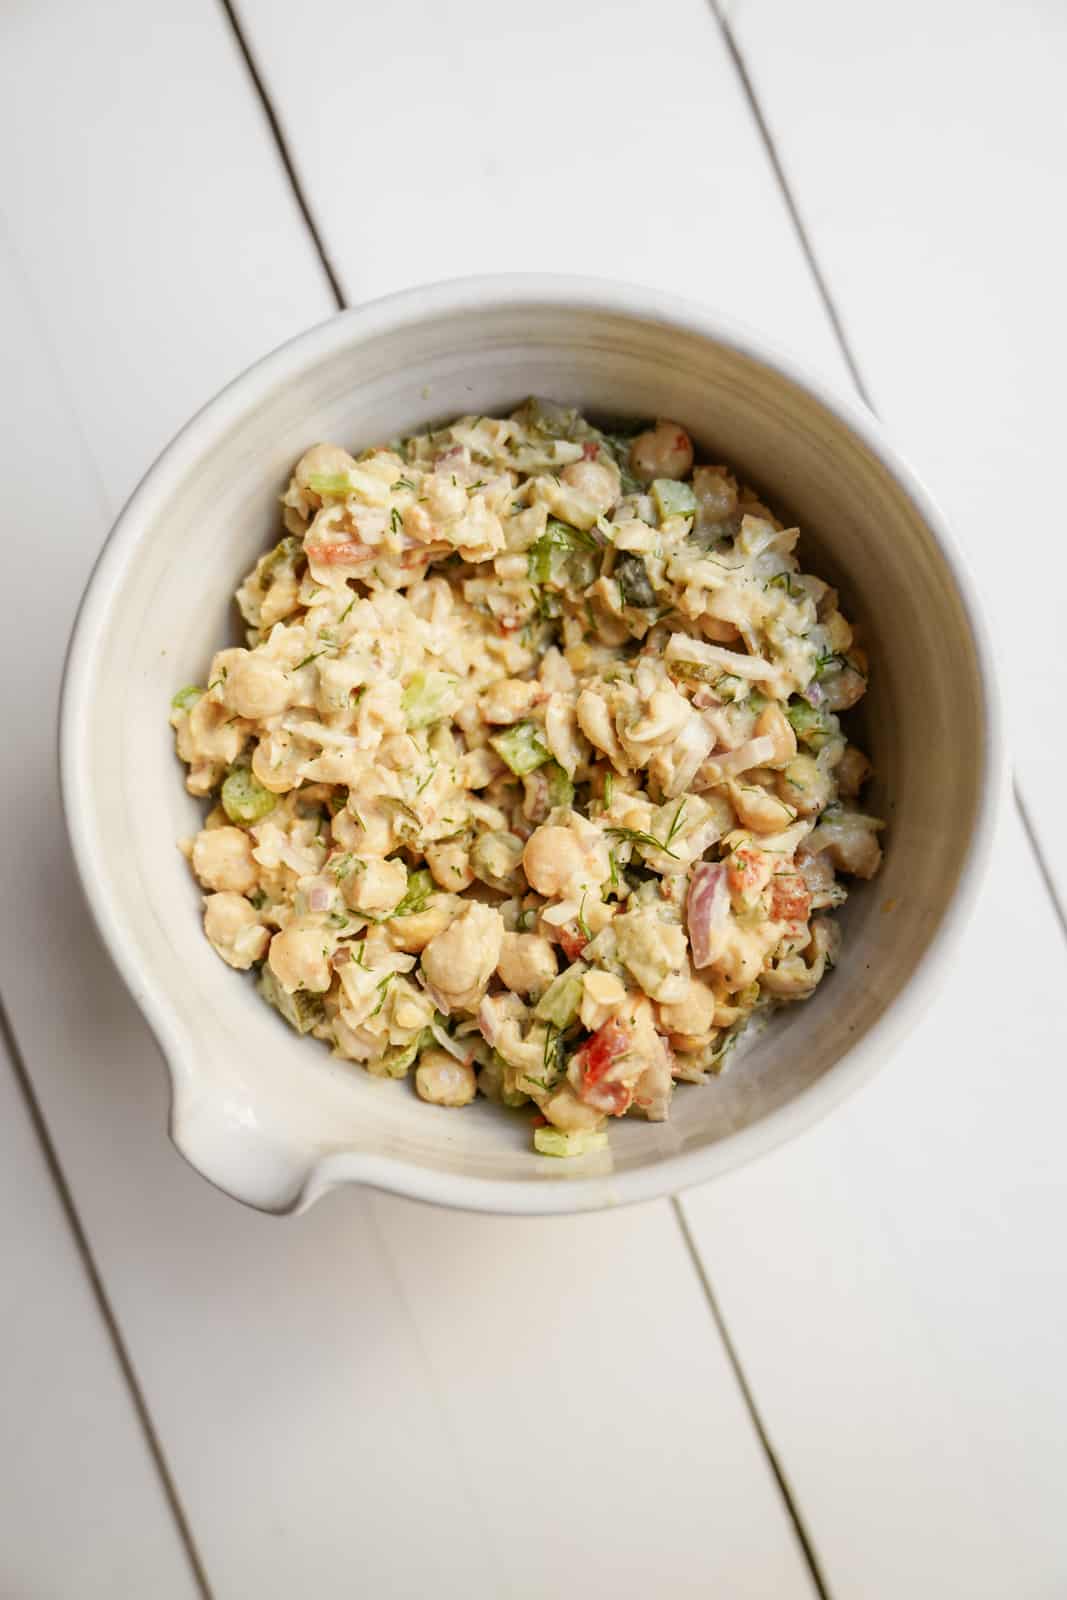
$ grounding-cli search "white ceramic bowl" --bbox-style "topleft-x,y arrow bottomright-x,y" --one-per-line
61,276 -> 1001,1216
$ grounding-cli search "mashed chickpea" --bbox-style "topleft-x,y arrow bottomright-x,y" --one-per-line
172,398 -> 882,1157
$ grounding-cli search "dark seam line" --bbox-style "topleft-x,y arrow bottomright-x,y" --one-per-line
0,995 -> 214,1600
673,1197 -> 832,1600
691,9 -> 868,1597
217,0 -> 346,312
1013,780 -> 1067,942
712,2 -> 876,413
705,7 -> 1067,1594
207,14 -> 1058,1600
712,2 -> 1067,941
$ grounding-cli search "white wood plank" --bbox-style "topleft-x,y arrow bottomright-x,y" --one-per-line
241,1 -> 1067,1591
0,0 -> 334,506
682,805 -> 1067,1597
0,1035 -> 199,1597
370,1196 -> 814,1597
237,0 -> 854,392
726,0 -> 1067,913
0,3 -> 818,1594
670,7 -> 1067,1588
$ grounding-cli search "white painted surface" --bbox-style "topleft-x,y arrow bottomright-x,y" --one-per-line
0,1033 -> 199,1598
1,0 -> 1065,1591
0,3 -> 814,1594
726,0 -> 1067,914
682,805 -> 1067,1597
238,0 -> 855,389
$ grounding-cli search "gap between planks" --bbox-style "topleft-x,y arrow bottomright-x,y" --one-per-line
0,995 -> 214,1600
218,0 -> 344,312
215,0 -> 839,1592
215,8 -> 1052,1588
710,1 -> 1066,951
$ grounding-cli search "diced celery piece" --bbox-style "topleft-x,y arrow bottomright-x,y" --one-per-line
170,685 -> 203,712
545,761 -> 575,809
258,968 -> 325,1035
666,658 -> 719,685
533,966 -> 585,1028
715,674 -> 750,704
652,478 -> 697,521
527,518 -> 597,586
221,765 -> 277,825
307,473 -> 353,495
534,1126 -> 609,1158
372,1036 -> 422,1078
490,721 -> 551,776
479,1051 -> 531,1108
785,696 -> 837,750
470,831 -> 525,892
262,534 -> 303,577
391,868 -> 434,918
401,670 -> 457,729
512,396 -> 580,439
668,665 -> 750,703
614,552 -> 655,609
532,586 -> 562,621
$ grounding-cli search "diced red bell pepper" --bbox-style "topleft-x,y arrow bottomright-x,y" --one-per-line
576,1016 -> 632,1086
557,927 -> 588,963
770,873 -> 812,923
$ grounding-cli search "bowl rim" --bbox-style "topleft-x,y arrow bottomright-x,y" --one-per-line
59,272 -> 1004,1215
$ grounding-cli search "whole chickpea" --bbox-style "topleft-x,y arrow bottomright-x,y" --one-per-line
822,660 -> 867,712
776,754 -> 832,817
496,932 -> 558,999
420,902 -> 504,1010
560,458 -> 621,515
187,694 -> 246,766
225,651 -> 292,720
480,678 -> 539,725
730,781 -> 798,834
268,916 -> 332,994
191,825 -> 258,896
344,856 -> 408,914
541,1084 -> 604,1133
251,731 -> 304,794
717,929 -> 769,990
203,893 -> 268,970
388,894 -> 459,955
692,466 -> 738,523
295,443 -> 357,503
415,1049 -> 477,1108
657,977 -> 718,1039
629,420 -> 694,483
755,704 -> 798,768
331,799 -> 395,857
836,744 -> 872,798
425,840 -> 475,892
811,815 -> 883,879
522,825 -> 585,897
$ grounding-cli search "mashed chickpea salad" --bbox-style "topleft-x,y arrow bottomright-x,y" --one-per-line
171,399 -> 883,1158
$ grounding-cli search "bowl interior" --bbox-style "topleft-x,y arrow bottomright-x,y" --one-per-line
68,292 -> 989,1211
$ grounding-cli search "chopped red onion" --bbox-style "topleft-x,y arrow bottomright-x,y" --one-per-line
686,862 -> 730,969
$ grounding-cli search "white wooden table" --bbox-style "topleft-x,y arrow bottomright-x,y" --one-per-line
3,3 -> 1065,1594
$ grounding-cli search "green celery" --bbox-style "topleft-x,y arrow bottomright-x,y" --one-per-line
490,721 -> 551,776
534,1127 -> 608,1158
651,479 -> 697,521
221,765 -> 277,825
